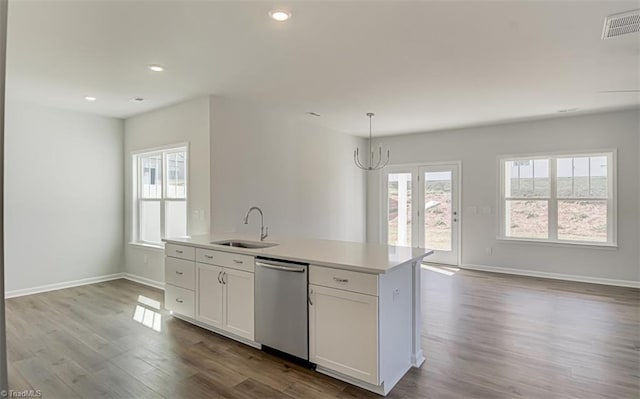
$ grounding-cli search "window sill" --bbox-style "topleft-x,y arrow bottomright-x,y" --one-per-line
128,242 -> 165,251
496,237 -> 618,250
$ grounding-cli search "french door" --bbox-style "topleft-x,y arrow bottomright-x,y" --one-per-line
384,163 -> 460,265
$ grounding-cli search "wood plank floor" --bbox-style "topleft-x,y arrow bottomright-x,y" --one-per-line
5,267 -> 639,398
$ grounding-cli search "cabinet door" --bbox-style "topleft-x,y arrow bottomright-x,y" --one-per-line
196,263 -> 224,328
164,284 -> 195,318
309,284 -> 379,385
222,268 -> 255,340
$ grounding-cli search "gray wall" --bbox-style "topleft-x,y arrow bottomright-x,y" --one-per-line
368,109 -> 640,285
4,102 -> 124,294
210,96 -> 366,243
1,0 -> 8,391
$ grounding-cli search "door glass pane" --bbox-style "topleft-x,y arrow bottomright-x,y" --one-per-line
424,171 -> 452,251
505,200 -> 548,239
558,200 -> 607,242
388,173 -> 412,246
166,201 -> 187,239
167,151 -> 187,198
141,155 -> 162,199
140,201 -> 161,243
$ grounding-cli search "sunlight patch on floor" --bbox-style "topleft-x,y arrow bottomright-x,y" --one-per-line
133,295 -> 162,332
422,264 -> 460,276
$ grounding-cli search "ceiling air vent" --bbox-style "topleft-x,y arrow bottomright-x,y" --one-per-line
602,9 -> 640,40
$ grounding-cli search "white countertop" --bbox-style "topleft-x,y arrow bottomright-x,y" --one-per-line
163,233 -> 433,274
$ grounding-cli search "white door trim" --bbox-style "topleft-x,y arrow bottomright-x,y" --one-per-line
381,161 -> 462,266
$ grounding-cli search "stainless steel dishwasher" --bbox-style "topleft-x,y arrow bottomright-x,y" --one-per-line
255,257 -> 309,361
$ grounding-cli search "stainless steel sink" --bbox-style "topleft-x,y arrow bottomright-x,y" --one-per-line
210,240 -> 278,249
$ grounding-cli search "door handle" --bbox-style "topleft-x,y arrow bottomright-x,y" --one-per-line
217,271 -> 222,284
308,289 -> 313,306
256,261 -> 306,273
222,272 -> 227,285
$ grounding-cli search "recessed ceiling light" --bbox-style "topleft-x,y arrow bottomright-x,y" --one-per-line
84,96 -> 97,102
148,64 -> 164,72
269,10 -> 291,22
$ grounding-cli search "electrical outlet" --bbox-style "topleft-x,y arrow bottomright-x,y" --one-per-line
393,288 -> 400,302
143,255 -> 149,264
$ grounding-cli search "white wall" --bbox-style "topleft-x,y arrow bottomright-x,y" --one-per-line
4,101 -> 124,293
368,109 -> 640,285
210,96 -> 366,243
124,96 -> 210,284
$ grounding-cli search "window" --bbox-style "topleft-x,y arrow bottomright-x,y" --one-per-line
499,151 -> 615,246
133,145 -> 188,246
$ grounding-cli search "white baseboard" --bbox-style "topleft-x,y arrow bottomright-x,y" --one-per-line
122,273 -> 165,290
461,264 -> 640,289
5,273 -> 125,299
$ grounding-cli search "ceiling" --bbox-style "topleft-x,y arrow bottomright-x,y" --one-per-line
6,0 -> 640,137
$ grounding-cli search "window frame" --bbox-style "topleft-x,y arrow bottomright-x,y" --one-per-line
498,149 -> 617,247
131,143 -> 189,248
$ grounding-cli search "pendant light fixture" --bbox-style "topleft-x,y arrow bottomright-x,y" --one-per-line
354,113 -> 390,170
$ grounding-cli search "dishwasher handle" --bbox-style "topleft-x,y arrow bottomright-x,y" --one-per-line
256,261 -> 307,273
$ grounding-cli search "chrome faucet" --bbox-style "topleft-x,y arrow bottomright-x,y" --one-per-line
243,206 -> 268,241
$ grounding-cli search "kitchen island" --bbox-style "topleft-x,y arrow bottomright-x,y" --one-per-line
163,233 -> 433,396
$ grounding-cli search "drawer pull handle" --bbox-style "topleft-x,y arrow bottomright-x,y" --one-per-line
175,250 -> 184,254
333,277 -> 349,283
175,271 -> 183,275
233,260 -> 243,264
175,298 -> 184,303
205,255 -> 214,259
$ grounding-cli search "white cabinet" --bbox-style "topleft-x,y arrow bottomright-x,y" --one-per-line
309,284 -> 379,385
222,268 -> 254,340
165,284 -> 195,318
196,263 -> 224,328
195,262 -> 255,341
164,246 -> 196,317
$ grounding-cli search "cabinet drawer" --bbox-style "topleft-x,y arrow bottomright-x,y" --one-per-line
165,284 -> 195,318
310,266 -> 378,296
165,243 -> 195,261
165,257 -> 195,290
196,249 -> 254,273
